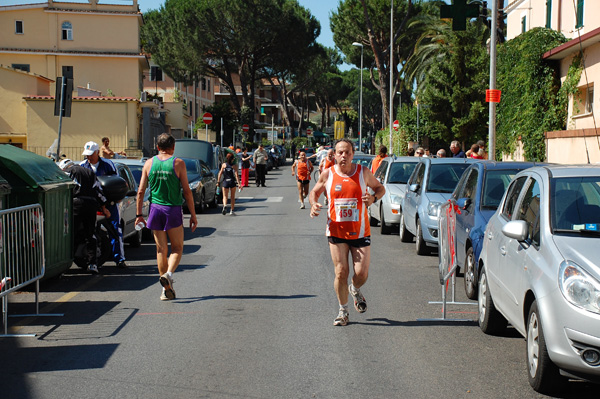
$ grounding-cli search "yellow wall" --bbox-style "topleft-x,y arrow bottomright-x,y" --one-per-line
0,66 -> 51,146
0,5 -> 140,52
26,98 -> 138,161
0,3 -> 144,97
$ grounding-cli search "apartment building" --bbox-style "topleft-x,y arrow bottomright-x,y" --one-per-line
506,0 -> 600,162
0,0 -> 146,159
142,62 -> 219,139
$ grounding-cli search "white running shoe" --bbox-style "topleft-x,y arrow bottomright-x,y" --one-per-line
229,210 -> 236,216
349,284 -> 367,313
159,273 -> 176,300
333,309 -> 349,326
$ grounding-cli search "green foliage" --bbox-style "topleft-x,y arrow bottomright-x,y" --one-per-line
558,52 -> 583,124
418,20 -> 490,146
496,27 -> 567,161
374,128 -> 406,156
331,0 -> 429,126
142,0 -> 321,136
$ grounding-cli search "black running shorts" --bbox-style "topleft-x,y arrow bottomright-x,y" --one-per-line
327,236 -> 371,247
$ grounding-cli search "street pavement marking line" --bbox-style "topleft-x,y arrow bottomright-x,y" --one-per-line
235,196 -> 254,202
265,196 -> 283,202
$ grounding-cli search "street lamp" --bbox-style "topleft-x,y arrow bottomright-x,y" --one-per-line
352,42 -> 363,153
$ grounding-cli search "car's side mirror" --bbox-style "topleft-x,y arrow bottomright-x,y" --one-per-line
409,183 -> 420,193
457,198 -> 472,210
126,190 -> 137,197
502,220 -> 528,242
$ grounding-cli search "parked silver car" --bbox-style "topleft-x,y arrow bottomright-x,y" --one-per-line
400,157 -> 476,254
369,156 -> 418,234
478,165 -> 600,393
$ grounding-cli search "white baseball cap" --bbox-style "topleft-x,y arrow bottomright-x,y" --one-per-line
82,141 -> 99,156
58,159 -> 75,171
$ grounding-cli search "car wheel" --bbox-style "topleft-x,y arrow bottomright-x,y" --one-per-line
415,219 -> 429,255
526,300 -> 564,393
196,190 -> 205,214
464,247 -> 478,300
399,213 -> 413,243
380,209 -> 392,234
128,227 -> 142,248
209,190 -> 218,208
478,265 -> 507,334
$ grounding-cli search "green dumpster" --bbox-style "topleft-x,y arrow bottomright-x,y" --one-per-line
0,172 -> 10,210
0,145 -> 74,279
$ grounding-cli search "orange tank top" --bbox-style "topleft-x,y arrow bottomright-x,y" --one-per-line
323,158 -> 335,170
325,164 -> 370,239
297,160 -> 311,180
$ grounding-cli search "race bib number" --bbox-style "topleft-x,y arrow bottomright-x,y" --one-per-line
334,198 -> 359,222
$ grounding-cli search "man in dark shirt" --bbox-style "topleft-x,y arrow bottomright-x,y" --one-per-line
80,141 -> 127,268
450,140 -> 466,158
59,159 -> 110,274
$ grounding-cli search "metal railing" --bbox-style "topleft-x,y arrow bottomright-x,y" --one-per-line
0,204 -> 61,337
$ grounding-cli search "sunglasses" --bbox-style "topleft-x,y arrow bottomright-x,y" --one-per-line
416,152 -> 424,155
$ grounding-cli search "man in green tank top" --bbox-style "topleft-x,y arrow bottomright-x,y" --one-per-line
136,133 -> 197,300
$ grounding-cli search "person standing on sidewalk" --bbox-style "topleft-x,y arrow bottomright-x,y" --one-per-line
59,159 -> 110,275
80,141 -> 127,269
309,138 -> 385,326
291,151 -> 313,209
240,148 -> 251,187
253,144 -> 268,187
217,152 -> 242,215
135,133 -> 197,301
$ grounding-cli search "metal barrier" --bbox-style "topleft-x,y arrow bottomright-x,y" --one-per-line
418,200 -> 476,322
0,204 -> 62,337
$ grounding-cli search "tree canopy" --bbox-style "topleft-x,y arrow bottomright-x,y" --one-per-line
141,0 -> 321,139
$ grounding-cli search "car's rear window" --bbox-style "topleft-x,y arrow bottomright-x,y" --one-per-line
126,165 -> 143,184
481,170 -> 520,209
552,177 -> 600,231
388,162 -> 417,184
427,164 -> 470,193
182,158 -> 200,174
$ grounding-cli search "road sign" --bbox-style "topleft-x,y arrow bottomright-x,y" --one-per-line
203,112 -> 213,125
393,120 -> 399,130
307,127 -> 313,135
242,124 -> 249,132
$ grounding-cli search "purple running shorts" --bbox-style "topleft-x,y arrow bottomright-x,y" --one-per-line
146,203 -> 183,231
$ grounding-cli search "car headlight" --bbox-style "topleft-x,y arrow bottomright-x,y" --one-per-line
390,195 -> 402,205
427,201 -> 442,218
189,181 -> 200,190
559,260 -> 600,315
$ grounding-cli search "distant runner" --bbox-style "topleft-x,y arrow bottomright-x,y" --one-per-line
291,151 -> 313,209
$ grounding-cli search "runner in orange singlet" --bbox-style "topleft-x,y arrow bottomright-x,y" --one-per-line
291,151 -> 313,209
309,139 -> 385,326
319,148 -> 335,174
318,149 -> 335,205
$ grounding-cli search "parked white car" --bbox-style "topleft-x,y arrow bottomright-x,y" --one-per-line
478,165 -> 600,393
369,156 -> 418,234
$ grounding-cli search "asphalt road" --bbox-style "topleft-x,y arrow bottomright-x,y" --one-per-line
1,161 -> 597,399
